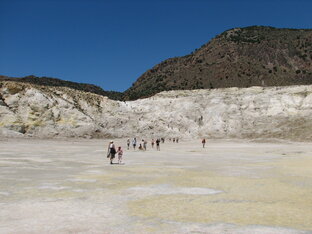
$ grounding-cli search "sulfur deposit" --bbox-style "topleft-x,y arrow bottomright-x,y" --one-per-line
1,81 -> 312,140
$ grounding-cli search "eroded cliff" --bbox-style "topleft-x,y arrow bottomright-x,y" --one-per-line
1,81 -> 312,140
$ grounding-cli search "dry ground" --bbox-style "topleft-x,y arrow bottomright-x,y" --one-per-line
0,138 -> 311,233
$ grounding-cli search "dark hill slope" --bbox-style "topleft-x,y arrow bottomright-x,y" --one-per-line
2,26 -> 312,101
124,26 -> 312,100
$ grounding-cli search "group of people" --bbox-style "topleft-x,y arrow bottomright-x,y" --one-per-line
127,138 -> 162,151
107,141 -> 123,164
126,138 -> 147,151
106,137 -> 165,164
106,137 -> 208,165
168,138 -> 179,143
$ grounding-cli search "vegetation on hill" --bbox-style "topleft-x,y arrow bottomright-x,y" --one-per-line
123,26 -> 312,100
2,26 -> 312,100
0,75 -> 123,100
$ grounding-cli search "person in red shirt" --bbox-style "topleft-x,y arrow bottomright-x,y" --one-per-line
117,146 -> 123,164
202,138 -> 206,148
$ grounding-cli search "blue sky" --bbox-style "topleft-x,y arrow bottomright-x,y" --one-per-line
1,0 -> 312,92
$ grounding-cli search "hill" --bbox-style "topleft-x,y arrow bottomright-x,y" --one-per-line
2,26 -> 312,101
123,26 -> 312,100
0,75 -> 123,100
1,79 -> 312,140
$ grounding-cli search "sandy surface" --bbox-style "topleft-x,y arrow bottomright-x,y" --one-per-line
0,138 -> 312,234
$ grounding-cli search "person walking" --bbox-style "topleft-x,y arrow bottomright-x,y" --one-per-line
156,138 -> 160,151
132,137 -> 137,150
107,141 -> 116,164
143,140 -> 147,151
127,138 -> 130,150
202,138 -> 206,148
117,146 -> 123,164
151,139 -> 155,148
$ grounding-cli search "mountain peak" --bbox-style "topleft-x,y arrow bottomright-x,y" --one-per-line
123,25 -> 312,100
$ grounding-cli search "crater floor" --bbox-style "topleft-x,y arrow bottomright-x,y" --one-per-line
0,138 -> 311,233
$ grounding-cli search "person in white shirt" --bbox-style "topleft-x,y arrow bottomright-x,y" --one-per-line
132,137 -> 137,150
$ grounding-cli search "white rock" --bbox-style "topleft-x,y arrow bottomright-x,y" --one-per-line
1,81 -> 312,140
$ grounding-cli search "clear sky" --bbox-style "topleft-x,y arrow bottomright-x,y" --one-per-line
1,0 -> 312,92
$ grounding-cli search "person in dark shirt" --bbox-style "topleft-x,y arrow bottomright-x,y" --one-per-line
202,138 -> 206,148
156,138 -> 160,151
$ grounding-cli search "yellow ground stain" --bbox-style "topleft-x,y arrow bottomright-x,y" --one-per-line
128,156 -> 312,230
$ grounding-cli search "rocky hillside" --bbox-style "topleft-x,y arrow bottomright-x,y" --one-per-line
0,75 -> 123,100
1,80 -> 312,141
124,26 -> 312,100
3,26 -> 312,101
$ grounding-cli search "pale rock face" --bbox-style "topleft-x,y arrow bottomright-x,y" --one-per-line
1,81 -> 312,140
